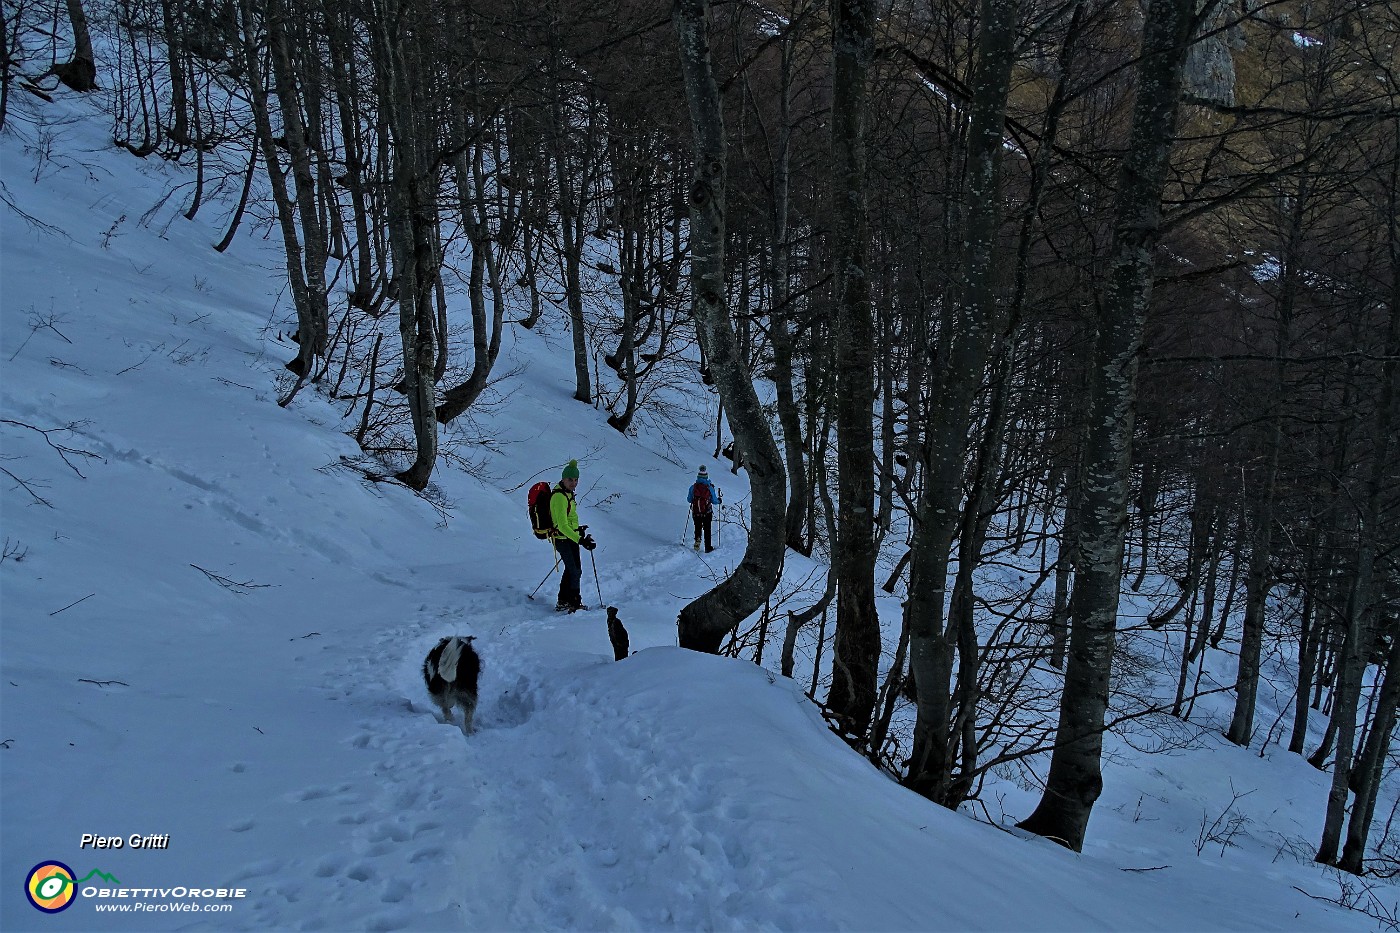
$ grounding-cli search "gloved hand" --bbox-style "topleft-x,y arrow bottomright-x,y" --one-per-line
577,525 -> 588,535
580,534 -> 597,551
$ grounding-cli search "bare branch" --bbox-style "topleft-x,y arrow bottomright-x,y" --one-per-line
189,564 -> 276,595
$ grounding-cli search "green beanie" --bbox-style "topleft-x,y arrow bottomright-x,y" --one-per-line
562,459 -> 580,481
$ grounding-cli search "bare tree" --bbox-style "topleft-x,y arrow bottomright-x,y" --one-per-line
50,0 -> 97,91
1326,120 -> 1400,871
1017,0 -> 1207,853
368,0 -> 440,489
235,0 -> 326,397
264,0 -> 330,386
825,0 -> 880,739
673,0 -> 787,653
436,17 -> 509,426
903,0 -> 1022,800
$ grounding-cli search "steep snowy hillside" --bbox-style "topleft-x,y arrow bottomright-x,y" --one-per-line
0,88 -> 1384,931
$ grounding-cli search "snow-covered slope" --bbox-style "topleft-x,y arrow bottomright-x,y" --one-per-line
0,89 -> 1378,931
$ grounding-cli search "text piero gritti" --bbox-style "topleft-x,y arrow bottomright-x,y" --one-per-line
80,833 -> 171,849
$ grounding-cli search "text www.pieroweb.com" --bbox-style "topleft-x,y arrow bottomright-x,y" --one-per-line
82,886 -> 246,914
93,901 -> 235,913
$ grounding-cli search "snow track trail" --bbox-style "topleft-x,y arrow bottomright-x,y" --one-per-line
267,566 -> 827,932
148,521 -> 827,933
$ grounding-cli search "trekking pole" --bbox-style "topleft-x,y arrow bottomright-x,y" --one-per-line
527,550 -> 561,600
717,489 -> 723,547
589,549 -> 605,608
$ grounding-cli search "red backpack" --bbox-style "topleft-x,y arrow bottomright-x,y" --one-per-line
528,482 -> 554,540
691,481 -> 712,517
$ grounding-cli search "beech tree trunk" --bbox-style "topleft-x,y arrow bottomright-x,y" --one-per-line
1227,171 -> 1308,746
1288,556 -> 1319,753
1324,163 -> 1399,870
237,0 -> 320,390
325,7 -> 379,313
904,0 -> 1021,799
1339,630 -> 1399,873
159,0 -> 188,143
673,0 -> 787,654
825,0 -> 881,740
54,0 -> 97,91
1016,0 -> 1202,852
437,61 -> 505,425
370,0 -> 438,489
548,37 -> 595,406
767,25 -> 811,556
265,0 -> 330,381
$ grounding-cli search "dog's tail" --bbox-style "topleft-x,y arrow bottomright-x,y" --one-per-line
428,635 -> 477,682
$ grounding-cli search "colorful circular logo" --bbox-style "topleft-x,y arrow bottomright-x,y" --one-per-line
25,861 -> 78,913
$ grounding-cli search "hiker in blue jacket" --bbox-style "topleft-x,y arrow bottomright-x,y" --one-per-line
687,465 -> 721,552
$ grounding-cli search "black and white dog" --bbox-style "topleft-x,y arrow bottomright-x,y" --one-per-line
422,636 -> 481,735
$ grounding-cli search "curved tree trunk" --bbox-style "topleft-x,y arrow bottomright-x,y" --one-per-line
438,95 -> 505,425
53,0 -> 97,91
673,0 -> 786,654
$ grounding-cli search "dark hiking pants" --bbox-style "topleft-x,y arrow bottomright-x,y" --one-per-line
693,510 -> 713,549
555,537 -> 582,606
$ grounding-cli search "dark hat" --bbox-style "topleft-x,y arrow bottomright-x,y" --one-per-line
697,465 -> 708,476
562,459 -> 580,480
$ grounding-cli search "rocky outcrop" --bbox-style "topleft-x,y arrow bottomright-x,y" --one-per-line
1184,1 -> 1245,105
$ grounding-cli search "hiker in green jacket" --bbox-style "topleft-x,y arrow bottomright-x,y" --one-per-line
551,459 -> 595,612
